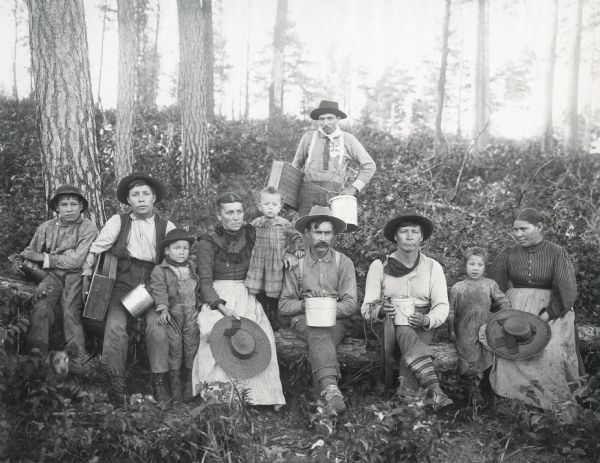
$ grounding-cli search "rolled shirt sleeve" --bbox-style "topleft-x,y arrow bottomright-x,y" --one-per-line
361,259 -> 384,320
345,133 -> 376,192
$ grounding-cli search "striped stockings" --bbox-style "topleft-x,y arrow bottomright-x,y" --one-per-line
408,356 -> 441,392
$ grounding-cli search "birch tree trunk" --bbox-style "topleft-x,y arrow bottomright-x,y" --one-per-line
435,0 -> 451,152
26,0 -> 106,226
12,0 -> 19,101
541,0 -> 558,153
269,0 -> 287,120
563,0 -> 584,155
178,0 -> 210,193
472,0 -> 490,151
115,0 -> 137,182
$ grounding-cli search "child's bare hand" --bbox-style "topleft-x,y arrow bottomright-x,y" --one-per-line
283,253 -> 298,269
158,310 -> 171,325
294,250 -> 305,258
35,282 -> 52,298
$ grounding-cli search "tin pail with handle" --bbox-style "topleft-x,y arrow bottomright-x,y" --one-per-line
121,284 -> 154,317
391,296 -> 415,326
329,195 -> 357,232
305,297 -> 337,327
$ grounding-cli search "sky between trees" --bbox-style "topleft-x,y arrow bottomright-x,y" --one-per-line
0,0 -> 598,140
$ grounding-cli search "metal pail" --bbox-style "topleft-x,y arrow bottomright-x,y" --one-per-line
121,284 -> 154,317
305,297 -> 337,327
329,195 -> 357,232
391,296 -> 415,326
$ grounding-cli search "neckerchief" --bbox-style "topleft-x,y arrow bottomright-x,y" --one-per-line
384,254 -> 420,278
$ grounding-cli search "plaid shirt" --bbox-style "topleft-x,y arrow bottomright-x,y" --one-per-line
244,216 -> 304,298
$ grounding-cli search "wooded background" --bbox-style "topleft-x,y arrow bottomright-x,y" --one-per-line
0,0 -> 599,320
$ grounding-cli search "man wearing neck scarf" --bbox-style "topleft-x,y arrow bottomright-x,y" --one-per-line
361,211 -> 453,410
291,100 -> 376,216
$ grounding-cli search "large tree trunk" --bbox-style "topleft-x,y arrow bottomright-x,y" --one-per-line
269,0 -> 287,120
12,0 -> 19,101
435,0 -> 451,152
541,0 -> 558,154
26,0 -> 106,226
472,0 -> 490,151
202,0 -> 215,120
115,0 -> 137,183
563,0 -> 584,155
177,0 -> 210,194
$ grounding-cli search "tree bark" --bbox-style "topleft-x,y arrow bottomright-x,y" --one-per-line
26,0 -> 106,226
541,0 -> 558,154
178,0 -> 210,193
472,0 -> 490,151
269,0 -> 287,120
435,0 -> 451,152
12,0 -> 19,101
115,0 -> 137,183
202,0 -> 215,120
563,0 -> 584,155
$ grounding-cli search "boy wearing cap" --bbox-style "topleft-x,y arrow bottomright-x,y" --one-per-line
82,173 -> 175,400
9,184 -> 98,355
291,100 -> 376,216
149,228 -> 199,402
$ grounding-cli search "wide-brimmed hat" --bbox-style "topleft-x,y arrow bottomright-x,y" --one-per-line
161,228 -> 195,248
295,205 -> 347,234
383,210 -> 434,242
116,172 -> 167,204
48,184 -> 89,212
209,316 -> 272,379
310,100 -> 347,120
482,310 -> 551,360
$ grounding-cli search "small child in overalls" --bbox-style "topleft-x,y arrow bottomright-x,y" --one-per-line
448,247 -> 511,404
149,228 -> 199,402
245,186 -> 305,329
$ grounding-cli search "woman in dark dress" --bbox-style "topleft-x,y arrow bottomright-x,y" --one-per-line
487,208 -> 580,411
191,192 -> 285,408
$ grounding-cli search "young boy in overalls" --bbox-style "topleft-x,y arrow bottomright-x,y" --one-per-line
149,228 -> 199,402
10,185 -> 98,355
82,173 -> 175,401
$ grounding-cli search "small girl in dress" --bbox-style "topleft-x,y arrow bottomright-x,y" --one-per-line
245,187 -> 305,328
448,247 -> 511,403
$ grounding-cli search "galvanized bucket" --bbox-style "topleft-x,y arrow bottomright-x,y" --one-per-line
329,195 -> 357,232
121,284 -> 154,318
391,296 -> 415,326
305,297 -> 337,327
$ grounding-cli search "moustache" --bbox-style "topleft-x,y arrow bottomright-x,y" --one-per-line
316,242 -> 329,247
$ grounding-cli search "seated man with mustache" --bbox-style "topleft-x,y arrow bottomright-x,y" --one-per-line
279,206 -> 357,415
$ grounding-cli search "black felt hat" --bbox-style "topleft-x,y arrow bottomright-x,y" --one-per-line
48,184 -> 89,212
310,100 -> 347,120
116,172 -> 167,204
161,228 -> 195,248
383,210 -> 434,242
209,317 -> 272,379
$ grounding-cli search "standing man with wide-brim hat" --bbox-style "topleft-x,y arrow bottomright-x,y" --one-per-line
291,100 -> 376,216
82,172 -> 176,402
279,205 -> 357,415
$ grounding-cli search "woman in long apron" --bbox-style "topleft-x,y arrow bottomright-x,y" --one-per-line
488,208 -> 581,411
191,192 -> 285,408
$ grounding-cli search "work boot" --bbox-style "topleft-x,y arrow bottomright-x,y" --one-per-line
321,384 -> 346,415
408,356 -> 453,411
151,372 -> 171,404
431,387 -> 454,411
183,369 -> 194,402
169,370 -> 183,403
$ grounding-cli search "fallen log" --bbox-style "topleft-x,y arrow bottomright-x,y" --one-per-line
2,275 -> 599,373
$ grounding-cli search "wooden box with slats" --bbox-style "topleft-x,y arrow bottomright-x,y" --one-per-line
267,161 -> 304,210
83,252 -> 118,321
